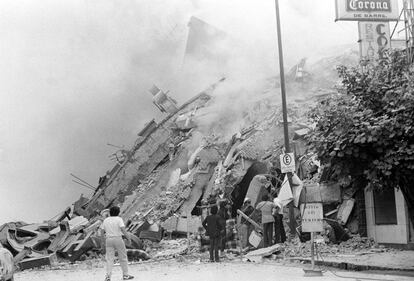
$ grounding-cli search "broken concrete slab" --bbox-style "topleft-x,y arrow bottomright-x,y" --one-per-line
245,175 -> 268,207
127,220 -> 150,237
139,228 -> 163,242
18,253 -> 57,270
49,216 -> 88,235
176,216 -> 202,234
124,233 -> 143,250
60,232 -> 96,262
161,216 -> 178,233
48,221 -> 70,252
178,165 -> 216,215
301,182 -> 341,204
245,244 -> 281,258
13,247 -> 33,264
337,199 -> 355,225
7,227 -> 50,254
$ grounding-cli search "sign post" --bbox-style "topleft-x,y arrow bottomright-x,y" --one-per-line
301,203 -> 324,277
274,0 -> 297,238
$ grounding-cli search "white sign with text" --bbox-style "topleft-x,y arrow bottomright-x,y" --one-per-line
301,203 -> 324,232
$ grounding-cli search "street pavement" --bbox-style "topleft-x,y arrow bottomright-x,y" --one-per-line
15,260 -> 414,281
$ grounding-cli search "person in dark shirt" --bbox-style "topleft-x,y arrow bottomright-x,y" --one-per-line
202,205 -> 223,262
273,197 -> 286,244
217,201 -> 230,256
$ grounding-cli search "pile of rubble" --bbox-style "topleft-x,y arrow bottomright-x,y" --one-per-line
282,234 -> 393,258
0,213 -> 149,270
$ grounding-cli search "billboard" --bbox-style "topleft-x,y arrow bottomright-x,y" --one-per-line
335,0 -> 399,21
358,21 -> 391,62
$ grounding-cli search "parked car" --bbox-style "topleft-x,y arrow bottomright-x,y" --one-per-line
0,246 -> 14,281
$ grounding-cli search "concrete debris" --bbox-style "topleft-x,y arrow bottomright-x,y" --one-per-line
282,234 -> 392,258
300,182 -> 341,204
127,249 -> 150,261
139,228 -> 163,242
18,253 -> 57,270
245,244 -> 281,261
337,199 -> 355,225
0,246 -> 14,280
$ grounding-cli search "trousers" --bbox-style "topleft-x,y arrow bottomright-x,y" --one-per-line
220,229 -> 226,252
263,222 -> 273,247
105,237 -> 129,276
274,214 -> 286,243
209,236 -> 220,262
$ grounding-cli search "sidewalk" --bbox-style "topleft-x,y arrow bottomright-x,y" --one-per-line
288,250 -> 414,272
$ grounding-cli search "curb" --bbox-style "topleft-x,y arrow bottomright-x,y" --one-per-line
288,257 -> 414,273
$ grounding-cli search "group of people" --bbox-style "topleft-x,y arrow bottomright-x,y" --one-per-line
202,193 -> 286,262
254,194 -> 286,247
100,192 -> 285,280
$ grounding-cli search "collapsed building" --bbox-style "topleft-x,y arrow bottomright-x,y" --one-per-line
1,32 -> 411,270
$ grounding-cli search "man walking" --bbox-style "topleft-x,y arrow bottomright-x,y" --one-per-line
202,205 -> 223,262
256,194 -> 275,247
100,206 -> 134,281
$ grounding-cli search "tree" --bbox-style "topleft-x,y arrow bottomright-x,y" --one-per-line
306,50 -> 414,225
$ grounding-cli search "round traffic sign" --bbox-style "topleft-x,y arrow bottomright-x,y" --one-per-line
283,154 -> 292,165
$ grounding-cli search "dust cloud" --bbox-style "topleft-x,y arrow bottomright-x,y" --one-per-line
0,0 -> 356,223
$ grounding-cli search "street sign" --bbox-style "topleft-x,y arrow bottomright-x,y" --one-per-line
301,203 -> 324,232
335,0 -> 399,21
280,153 -> 295,173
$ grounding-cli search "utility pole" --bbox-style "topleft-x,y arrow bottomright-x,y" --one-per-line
274,0 -> 296,238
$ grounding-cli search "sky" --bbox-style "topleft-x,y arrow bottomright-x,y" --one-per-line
0,0 -> 359,224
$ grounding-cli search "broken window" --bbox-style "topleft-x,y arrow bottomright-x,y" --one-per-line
373,189 -> 397,225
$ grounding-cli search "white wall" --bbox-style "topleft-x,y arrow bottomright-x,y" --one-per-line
365,188 -> 409,244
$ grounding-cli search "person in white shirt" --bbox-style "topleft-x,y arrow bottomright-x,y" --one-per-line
256,194 -> 275,247
100,206 -> 134,281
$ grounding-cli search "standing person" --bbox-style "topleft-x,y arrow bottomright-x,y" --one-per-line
100,206 -> 134,281
273,197 -> 286,243
217,201 -> 230,257
256,194 -> 275,247
239,198 -> 255,247
202,205 -> 223,262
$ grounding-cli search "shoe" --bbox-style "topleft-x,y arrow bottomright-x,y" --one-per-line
123,275 -> 134,280
104,275 -> 111,281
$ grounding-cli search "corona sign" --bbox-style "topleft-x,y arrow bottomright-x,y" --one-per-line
335,0 -> 399,21
358,21 -> 390,62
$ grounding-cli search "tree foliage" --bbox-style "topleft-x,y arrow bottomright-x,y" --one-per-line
306,50 -> 414,194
